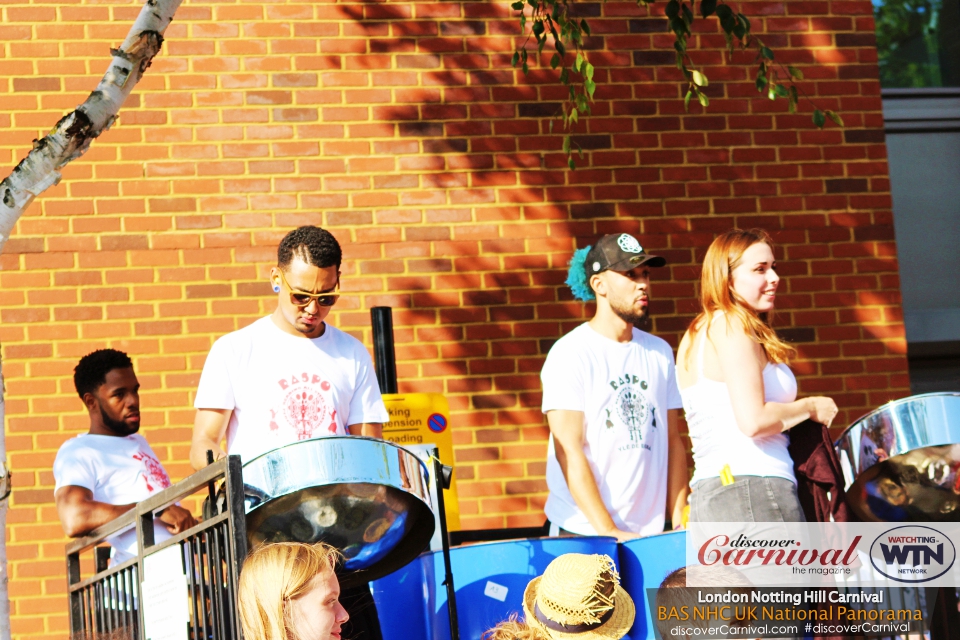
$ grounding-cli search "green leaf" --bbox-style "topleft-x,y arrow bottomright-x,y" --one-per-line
715,4 -> 732,20
532,21 -> 545,37
681,3 -> 693,26
580,19 -> 591,36
511,1 -> 524,9
570,107 -> 579,123
788,85 -> 798,114
813,109 -> 825,128
787,65 -> 803,80
825,110 -> 845,127
666,0 -> 681,19
575,52 -> 584,72
550,53 -> 561,69
568,157 -> 576,170
733,20 -> 746,39
559,68 -> 569,84
511,51 -> 519,67
684,89 -> 693,112
738,13 -> 751,34
562,135 -> 571,154
697,92 -> 709,107
585,79 -> 596,99
691,70 -> 708,87
700,0 -> 717,18
774,84 -> 788,98
767,85 -> 776,100
755,74 -> 766,92
585,62 -> 595,80
760,46 -> 774,60
522,61 -> 529,74
720,14 -> 736,34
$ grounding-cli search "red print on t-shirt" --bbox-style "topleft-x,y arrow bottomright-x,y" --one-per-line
132,450 -> 172,493
276,372 -> 331,440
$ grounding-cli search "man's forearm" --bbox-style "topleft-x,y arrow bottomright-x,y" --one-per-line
666,435 -> 690,526
564,454 -> 618,536
349,423 -> 383,438
62,502 -> 135,538
189,438 -> 225,470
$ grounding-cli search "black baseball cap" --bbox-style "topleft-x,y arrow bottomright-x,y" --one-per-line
584,233 -> 666,276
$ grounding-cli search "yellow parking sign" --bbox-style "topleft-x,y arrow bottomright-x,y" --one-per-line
381,392 -> 460,531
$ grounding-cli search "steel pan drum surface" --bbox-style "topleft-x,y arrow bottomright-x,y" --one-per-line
835,392 -> 960,522
242,436 -> 434,587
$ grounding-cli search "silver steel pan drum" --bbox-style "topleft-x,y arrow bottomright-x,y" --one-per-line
242,436 -> 435,587
836,392 -> 960,522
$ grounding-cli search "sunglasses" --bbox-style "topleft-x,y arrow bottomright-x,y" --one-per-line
276,270 -> 340,308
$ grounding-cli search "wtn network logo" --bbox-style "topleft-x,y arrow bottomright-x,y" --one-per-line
870,526 -> 956,583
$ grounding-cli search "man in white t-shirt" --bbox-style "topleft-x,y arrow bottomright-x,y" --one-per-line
189,225 -> 389,640
541,233 -> 689,541
189,225 -> 389,468
54,349 -> 197,564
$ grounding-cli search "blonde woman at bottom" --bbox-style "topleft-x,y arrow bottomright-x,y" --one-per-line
676,229 -> 838,523
238,542 -> 349,640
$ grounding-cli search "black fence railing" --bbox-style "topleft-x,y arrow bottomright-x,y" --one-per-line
66,456 -> 247,640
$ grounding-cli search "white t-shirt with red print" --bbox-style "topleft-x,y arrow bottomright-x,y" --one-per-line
53,433 -> 173,563
194,316 -> 389,464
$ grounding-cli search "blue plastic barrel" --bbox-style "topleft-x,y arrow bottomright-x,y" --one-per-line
372,536 -> 618,640
618,530 -> 687,639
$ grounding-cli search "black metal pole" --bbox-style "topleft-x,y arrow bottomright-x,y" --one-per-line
371,306 -> 398,395
432,448 -> 459,640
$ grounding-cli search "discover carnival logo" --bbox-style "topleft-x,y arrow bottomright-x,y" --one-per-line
697,533 -> 861,574
869,525 -> 956,583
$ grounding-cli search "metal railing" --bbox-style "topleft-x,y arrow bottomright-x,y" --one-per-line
66,456 -> 247,640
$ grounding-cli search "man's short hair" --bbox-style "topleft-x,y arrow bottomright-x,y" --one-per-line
74,349 -> 134,398
277,226 -> 342,270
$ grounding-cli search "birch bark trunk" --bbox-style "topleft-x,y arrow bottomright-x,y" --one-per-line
0,0 -> 183,636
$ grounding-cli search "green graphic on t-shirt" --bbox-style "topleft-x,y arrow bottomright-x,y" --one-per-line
606,374 -> 653,451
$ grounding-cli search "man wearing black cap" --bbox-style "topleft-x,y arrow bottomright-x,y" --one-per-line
540,233 -> 689,540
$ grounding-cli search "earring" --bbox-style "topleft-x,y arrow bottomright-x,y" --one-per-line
272,284 -> 281,293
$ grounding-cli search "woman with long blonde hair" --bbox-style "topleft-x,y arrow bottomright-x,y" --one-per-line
676,229 -> 838,522
238,542 -> 349,640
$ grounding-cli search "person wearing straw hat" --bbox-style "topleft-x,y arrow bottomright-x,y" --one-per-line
522,553 -> 635,639
540,233 -> 689,541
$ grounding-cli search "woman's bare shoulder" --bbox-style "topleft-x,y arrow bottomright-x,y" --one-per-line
706,311 -> 760,354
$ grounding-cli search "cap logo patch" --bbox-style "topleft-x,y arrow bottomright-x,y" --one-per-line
617,234 -> 643,254
592,261 -> 602,272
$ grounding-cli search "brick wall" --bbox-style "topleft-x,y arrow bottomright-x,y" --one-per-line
0,0 -> 906,636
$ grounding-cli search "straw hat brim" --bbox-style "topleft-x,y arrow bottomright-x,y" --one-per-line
522,575 -> 636,640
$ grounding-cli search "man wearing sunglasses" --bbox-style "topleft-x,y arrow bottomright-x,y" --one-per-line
189,225 -> 389,470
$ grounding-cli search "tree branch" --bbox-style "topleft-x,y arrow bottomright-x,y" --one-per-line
0,0 -> 183,253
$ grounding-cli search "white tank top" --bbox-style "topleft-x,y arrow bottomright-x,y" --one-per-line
681,318 -> 798,486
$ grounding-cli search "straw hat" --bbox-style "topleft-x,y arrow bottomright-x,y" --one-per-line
522,554 -> 635,639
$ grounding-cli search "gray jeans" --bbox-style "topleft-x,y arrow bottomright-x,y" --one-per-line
690,476 -> 806,523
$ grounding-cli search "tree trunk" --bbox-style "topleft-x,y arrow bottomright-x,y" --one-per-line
0,364 -> 8,640
0,0 -> 183,635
